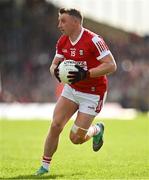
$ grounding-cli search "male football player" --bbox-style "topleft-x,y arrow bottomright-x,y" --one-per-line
36,8 -> 117,175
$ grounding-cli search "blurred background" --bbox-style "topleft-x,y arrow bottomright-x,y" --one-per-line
0,0 -> 149,112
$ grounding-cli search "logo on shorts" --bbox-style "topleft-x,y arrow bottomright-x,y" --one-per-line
88,106 -> 95,110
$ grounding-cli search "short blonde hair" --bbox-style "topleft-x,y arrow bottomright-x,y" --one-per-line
59,8 -> 83,23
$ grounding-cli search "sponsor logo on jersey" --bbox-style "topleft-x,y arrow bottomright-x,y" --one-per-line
75,61 -> 87,70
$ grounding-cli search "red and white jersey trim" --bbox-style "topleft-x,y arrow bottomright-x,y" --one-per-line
69,27 -> 84,46
96,50 -> 111,60
92,36 -> 110,60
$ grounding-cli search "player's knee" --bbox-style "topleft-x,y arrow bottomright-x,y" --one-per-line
50,121 -> 63,135
69,134 -> 79,144
69,132 -> 83,144
69,124 -> 88,144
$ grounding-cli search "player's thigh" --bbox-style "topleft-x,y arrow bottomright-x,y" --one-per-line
74,111 -> 95,129
69,112 -> 95,143
53,96 -> 78,127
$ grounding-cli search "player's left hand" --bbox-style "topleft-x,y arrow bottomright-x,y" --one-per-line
54,62 -> 61,82
67,65 -> 90,84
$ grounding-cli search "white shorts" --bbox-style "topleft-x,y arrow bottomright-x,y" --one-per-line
61,84 -> 107,116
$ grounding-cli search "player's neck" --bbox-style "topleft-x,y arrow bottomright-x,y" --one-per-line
69,26 -> 83,42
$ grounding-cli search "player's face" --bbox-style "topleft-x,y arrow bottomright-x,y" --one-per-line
58,13 -> 77,36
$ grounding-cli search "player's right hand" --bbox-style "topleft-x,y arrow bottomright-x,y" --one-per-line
68,65 -> 90,84
54,62 -> 61,82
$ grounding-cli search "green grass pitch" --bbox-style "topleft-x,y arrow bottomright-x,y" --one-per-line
0,113 -> 149,179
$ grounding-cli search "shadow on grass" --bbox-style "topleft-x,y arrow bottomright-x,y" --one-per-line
0,174 -> 64,179
0,172 -> 83,179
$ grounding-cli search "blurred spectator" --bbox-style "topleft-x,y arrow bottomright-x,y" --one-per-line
0,0 -> 148,112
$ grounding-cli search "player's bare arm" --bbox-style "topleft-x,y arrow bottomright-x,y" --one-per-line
50,57 -> 63,82
50,57 -> 62,76
89,53 -> 117,78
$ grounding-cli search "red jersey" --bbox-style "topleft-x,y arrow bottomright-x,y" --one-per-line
55,28 -> 111,95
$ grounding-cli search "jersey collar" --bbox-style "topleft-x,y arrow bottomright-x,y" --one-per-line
69,27 -> 84,46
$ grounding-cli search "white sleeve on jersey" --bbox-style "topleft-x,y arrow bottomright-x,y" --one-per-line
55,48 -> 64,58
92,36 -> 111,60
55,53 -> 64,58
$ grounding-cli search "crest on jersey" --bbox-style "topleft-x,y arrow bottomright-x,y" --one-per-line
79,49 -> 84,56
